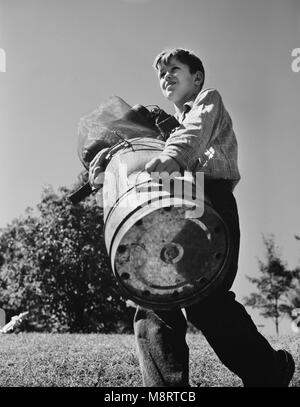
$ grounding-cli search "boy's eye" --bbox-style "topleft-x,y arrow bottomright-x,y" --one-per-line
159,66 -> 179,79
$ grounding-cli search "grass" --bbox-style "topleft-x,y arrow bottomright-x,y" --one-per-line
0,333 -> 299,387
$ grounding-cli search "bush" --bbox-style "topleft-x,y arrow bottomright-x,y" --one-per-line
0,181 -> 135,333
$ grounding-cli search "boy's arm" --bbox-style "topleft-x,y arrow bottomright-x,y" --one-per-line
162,89 -> 223,171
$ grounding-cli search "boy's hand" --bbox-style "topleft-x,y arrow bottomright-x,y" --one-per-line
89,147 -> 110,190
145,154 -> 181,177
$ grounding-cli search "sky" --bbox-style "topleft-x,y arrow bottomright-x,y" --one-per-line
0,0 -> 300,335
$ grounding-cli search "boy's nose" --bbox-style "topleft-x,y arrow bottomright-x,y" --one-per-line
165,71 -> 173,80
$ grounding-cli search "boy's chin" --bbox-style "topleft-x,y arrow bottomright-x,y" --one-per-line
165,92 -> 178,103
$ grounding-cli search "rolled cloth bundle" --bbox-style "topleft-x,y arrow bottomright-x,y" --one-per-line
68,96 -> 162,204
77,95 -> 161,170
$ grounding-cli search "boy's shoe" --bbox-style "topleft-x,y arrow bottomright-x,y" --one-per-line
276,350 -> 295,387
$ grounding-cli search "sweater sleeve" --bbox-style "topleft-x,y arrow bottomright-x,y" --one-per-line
162,89 -> 223,171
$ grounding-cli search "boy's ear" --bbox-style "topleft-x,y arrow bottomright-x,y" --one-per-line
194,71 -> 203,85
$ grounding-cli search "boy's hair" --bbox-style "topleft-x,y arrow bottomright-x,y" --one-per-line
153,48 -> 205,87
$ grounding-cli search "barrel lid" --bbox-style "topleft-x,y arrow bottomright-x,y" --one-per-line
113,203 -> 230,310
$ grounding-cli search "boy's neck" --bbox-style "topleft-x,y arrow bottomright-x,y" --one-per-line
173,90 -> 200,115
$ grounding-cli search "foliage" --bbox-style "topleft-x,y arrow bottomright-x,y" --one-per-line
289,235 -> 300,310
0,175 -> 135,333
243,235 -> 297,334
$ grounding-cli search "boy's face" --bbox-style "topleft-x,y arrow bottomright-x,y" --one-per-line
157,57 -> 202,106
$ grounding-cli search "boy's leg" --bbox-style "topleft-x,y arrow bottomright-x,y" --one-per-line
134,306 -> 189,387
185,180 -> 293,386
185,290 -> 282,386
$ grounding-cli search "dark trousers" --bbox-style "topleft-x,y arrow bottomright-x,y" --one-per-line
134,180 -> 281,387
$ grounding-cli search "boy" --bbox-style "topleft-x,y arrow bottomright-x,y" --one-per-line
89,48 -> 295,387
133,48 -> 295,387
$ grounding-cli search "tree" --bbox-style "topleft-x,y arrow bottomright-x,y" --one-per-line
0,176 -> 135,333
286,234 -> 300,311
243,235 -> 296,335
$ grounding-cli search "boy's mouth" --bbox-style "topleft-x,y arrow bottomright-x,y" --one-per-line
166,81 -> 176,90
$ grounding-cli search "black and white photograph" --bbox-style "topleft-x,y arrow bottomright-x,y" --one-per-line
0,0 -> 299,395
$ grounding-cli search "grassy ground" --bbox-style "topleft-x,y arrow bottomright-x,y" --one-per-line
0,333 -> 299,387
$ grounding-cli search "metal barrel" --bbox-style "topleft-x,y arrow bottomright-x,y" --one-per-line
99,137 -> 231,310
